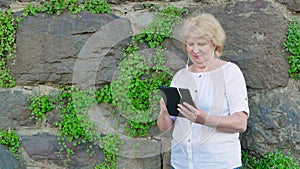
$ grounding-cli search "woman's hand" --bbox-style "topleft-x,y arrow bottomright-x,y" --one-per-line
178,102 -> 248,133
159,98 -> 169,116
157,98 -> 174,131
177,102 -> 207,124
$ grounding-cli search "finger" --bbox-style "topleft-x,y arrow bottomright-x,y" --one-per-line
160,98 -> 165,107
178,103 -> 188,111
160,98 -> 168,112
177,105 -> 194,121
182,102 -> 196,112
194,102 -> 201,109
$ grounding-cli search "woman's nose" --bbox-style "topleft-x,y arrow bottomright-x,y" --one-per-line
192,47 -> 201,53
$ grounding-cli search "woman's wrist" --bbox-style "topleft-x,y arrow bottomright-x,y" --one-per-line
195,110 -> 208,125
159,111 -> 169,118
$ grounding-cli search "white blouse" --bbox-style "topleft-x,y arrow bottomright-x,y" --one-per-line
170,62 -> 250,169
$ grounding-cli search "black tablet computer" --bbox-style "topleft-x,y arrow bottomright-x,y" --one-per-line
159,86 -> 195,116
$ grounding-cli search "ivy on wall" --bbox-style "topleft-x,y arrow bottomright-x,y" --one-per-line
1,0 -> 299,168
98,5 -> 186,137
0,10 -> 17,88
0,0 -> 111,88
284,16 -> 300,80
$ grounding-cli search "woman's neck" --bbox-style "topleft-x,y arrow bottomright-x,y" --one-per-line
189,58 -> 226,73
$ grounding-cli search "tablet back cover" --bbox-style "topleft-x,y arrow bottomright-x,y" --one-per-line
159,86 -> 181,116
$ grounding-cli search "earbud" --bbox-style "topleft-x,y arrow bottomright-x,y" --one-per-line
186,57 -> 190,69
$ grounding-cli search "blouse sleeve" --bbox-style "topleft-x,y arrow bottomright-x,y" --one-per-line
225,63 -> 250,116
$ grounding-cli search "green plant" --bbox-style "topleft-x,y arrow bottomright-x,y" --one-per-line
284,16 -> 300,80
29,95 -> 55,122
39,0 -> 110,15
42,0 -> 81,15
0,10 -> 17,88
95,133 -> 121,169
55,86 -> 99,156
109,50 -> 172,137
0,128 -> 21,159
22,3 -> 42,17
242,150 -> 299,169
95,84 -> 113,104
54,86 -> 120,168
26,86 -> 119,168
136,5 -> 186,48
96,5 -> 186,137
83,0 -> 111,14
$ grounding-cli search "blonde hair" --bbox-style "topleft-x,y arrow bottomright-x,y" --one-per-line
180,13 -> 226,57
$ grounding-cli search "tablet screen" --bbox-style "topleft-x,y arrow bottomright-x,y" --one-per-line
159,86 -> 195,116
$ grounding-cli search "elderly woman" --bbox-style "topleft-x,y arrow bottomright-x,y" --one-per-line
157,13 -> 250,169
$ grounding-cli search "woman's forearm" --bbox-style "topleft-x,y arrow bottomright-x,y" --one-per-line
157,113 -> 174,132
200,111 -> 248,133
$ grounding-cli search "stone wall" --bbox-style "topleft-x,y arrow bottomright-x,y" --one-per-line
0,0 -> 300,168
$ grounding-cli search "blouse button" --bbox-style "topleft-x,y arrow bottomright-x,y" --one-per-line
199,75 -> 202,78
188,139 -> 191,142
195,90 -> 198,93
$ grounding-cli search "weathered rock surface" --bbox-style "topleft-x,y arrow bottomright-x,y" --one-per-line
19,132 -> 105,169
0,0 -> 299,168
0,145 -> 24,169
242,80 -> 300,161
11,11 -> 128,87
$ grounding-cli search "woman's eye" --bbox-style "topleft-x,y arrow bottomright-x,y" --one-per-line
198,43 -> 206,46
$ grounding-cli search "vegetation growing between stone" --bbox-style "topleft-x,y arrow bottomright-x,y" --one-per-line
284,16 -> 300,80
0,128 -> 21,159
28,86 -> 120,168
242,150 -> 299,169
0,0 -> 111,89
22,0 -> 111,16
29,95 -> 55,123
0,10 -> 17,88
99,5 -> 187,137
2,0 -> 297,168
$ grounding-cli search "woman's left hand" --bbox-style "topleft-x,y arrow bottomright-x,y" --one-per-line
177,102 -> 207,124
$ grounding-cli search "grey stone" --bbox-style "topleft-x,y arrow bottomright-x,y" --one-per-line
2,0 -> 300,168
0,0 -> 14,8
21,133 -> 62,161
0,145 -> 23,169
242,80 -> 300,160
189,0 -> 290,89
0,89 -> 32,129
20,132 -> 105,168
11,11 -> 128,87
276,0 -> 300,12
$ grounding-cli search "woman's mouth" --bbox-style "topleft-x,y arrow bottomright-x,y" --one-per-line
193,53 -> 202,59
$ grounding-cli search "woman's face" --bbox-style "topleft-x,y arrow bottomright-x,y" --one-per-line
185,37 -> 215,69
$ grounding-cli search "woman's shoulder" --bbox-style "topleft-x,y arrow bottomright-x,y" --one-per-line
223,61 -> 242,72
174,67 -> 189,76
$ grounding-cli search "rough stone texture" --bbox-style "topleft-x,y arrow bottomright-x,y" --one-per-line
88,103 -> 168,169
277,0 -> 300,12
0,89 -> 32,129
0,0 -> 300,168
20,132 -> 63,165
73,16 -> 131,88
0,145 -> 24,169
11,11 -> 126,87
19,131 -> 105,168
0,0 -> 13,8
0,86 -> 58,129
242,80 -> 300,160
188,0 -> 290,89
